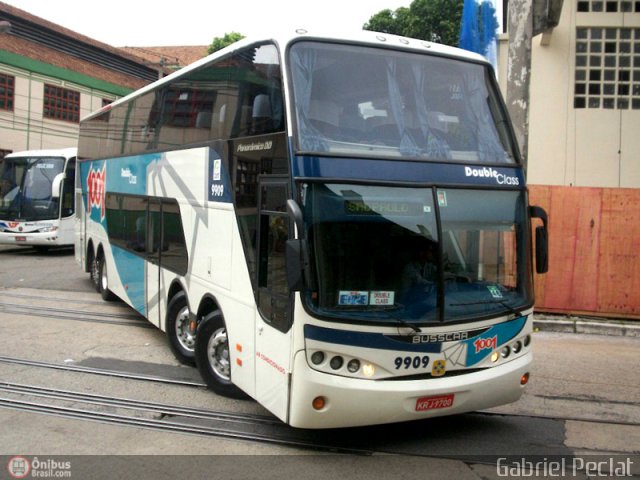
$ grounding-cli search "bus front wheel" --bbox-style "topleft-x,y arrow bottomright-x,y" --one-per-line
195,311 -> 247,399
166,292 -> 196,365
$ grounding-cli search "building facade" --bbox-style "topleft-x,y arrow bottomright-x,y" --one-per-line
0,2 -> 158,158
527,0 -> 639,188
497,0 -> 640,318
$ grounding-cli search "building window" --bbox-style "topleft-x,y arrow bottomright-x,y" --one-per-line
577,0 -> 640,11
43,84 -> 80,122
574,27 -> 640,109
0,74 -> 14,111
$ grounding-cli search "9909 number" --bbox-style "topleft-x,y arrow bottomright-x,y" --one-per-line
394,355 -> 429,370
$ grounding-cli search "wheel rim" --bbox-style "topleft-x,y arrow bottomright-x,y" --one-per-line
100,260 -> 108,291
206,327 -> 231,381
174,306 -> 195,352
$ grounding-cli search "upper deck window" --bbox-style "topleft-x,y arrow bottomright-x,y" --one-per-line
289,42 -> 516,163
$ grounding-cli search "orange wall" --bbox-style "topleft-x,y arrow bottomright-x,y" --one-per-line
529,185 -> 640,318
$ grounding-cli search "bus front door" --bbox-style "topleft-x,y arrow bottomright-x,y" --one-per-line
254,179 -> 293,422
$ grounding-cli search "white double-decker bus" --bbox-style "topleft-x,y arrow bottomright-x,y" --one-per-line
75,30 -> 548,428
0,148 -> 76,250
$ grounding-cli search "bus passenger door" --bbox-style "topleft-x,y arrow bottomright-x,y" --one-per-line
145,199 -> 162,328
254,179 -> 293,422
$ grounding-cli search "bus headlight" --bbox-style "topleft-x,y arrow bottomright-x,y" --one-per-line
329,356 -> 344,370
347,359 -> 360,373
307,350 -> 380,379
311,351 -> 325,365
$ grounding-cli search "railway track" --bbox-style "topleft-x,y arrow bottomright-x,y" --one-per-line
0,289 -> 146,328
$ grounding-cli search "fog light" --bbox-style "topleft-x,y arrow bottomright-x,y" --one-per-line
362,363 -> 375,377
520,372 -> 530,385
490,351 -> 499,362
312,396 -> 327,410
347,359 -> 360,373
311,351 -> 325,365
524,335 -> 531,347
501,346 -> 511,358
329,356 -> 343,370
512,341 -> 522,354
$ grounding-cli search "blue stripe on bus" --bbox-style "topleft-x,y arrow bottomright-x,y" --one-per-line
291,155 -> 525,187
304,324 -> 443,353
111,246 -> 146,316
461,315 -> 527,366
304,315 -> 527,365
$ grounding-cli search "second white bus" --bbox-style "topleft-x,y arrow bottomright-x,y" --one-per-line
0,147 -> 76,250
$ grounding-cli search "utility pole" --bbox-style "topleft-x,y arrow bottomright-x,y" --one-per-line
506,0 -> 564,172
506,0 -> 534,171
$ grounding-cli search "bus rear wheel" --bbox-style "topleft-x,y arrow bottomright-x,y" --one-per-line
89,251 -> 100,292
195,311 -> 247,399
97,255 -> 116,301
166,292 -> 196,365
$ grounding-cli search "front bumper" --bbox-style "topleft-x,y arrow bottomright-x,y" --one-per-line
288,350 -> 531,429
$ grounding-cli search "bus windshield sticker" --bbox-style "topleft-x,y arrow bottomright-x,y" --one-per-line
338,291 -> 369,306
488,286 -> 503,298
369,291 -> 395,306
437,191 -> 447,207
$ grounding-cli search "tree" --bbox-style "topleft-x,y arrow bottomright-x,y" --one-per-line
363,7 -> 412,36
363,0 -> 464,47
207,32 -> 245,54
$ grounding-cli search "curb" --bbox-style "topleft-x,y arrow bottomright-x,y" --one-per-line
533,314 -> 640,338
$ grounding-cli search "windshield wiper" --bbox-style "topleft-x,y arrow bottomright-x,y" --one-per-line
449,300 -> 523,318
374,307 -> 422,333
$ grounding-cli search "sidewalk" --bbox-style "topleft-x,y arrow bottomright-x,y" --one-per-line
533,312 -> 640,337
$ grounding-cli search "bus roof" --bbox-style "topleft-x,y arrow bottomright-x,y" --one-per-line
81,29 -> 489,123
5,147 -> 77,159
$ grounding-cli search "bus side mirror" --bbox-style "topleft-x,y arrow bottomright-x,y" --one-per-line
286,239 -> 306,291
286,199 -> 311,292
51,173 -> 65,199
529,205 -> 549,274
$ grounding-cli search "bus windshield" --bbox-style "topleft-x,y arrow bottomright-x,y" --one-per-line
0,156 -> 65,221
302,184 -> 532,324
289,41 -> 515,163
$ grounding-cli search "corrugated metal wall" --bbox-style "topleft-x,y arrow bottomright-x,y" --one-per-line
529,185 -> 640,318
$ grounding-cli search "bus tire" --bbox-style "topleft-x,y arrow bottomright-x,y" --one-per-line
195,311 -> 247,399
97,255 -> 116,302
166,292 -> 196,365
89,250 -> 100,292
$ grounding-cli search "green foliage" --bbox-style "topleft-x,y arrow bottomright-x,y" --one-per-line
207,32 -> 246,54
364,0 -> 464,47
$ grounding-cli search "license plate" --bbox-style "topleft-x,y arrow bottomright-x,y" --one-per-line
15,236 -> 27,242
415,393 -> 455,412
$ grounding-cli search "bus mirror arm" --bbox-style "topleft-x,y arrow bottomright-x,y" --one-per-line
285,199 -> 312,292
286,199 -> 304,239
529,205 -> 549,274
51,173 -> 65,199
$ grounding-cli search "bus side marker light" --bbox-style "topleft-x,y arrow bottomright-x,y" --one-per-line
520,372 -> 530,385
312,396 -> 327,411
490,351 -> 500,362
236,358 -> 243,367
236,343 -> 242,352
